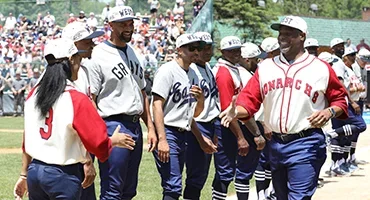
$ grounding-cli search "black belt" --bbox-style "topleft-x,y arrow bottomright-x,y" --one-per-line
104,114 -> 140,123
273,128 -> 319,143
165,125 -> 187,132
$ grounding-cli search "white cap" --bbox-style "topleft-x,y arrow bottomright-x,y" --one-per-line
193,32 -> 213,44
304,38 -> 319,48
330,38 -> 344,48
108,6 -> 138,22
44,38 -> 78,63
79,11 -> 84,14
318,52 -> 335,64
271,15 -> 308,34
90,12 -> 94,16
220,36 -> 242,50
358,48 -> 370,62
62,22 -> 104,42
343,47 -> 357,58
176,0 -> 181,3
176,33 -> 203,48
260,37 -> 279,53
241,42 -> 261,59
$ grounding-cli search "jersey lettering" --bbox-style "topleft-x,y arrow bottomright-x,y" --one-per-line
169,82 -> 196,108
128,60 -> 143,79
39,108 -> 53,140
112,62 -> 129,80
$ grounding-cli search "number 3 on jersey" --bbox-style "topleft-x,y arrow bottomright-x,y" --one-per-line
40,109 -> 53,140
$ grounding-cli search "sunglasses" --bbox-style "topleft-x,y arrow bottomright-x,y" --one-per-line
187,45 -> 203,52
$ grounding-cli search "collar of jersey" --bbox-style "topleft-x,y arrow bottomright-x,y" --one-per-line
217,58 -> 239,69
279,51 -> 309,66
104,40 -> 128,53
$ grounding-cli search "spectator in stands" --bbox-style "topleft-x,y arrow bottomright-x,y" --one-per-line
173,0 -> 185,17
28,68 -> 39,90
87,12 -> 98,31
44,11 -> 55,27
192,0 -> 205,17
101,3 -> 110,23
357,39 -> 370,51
10,69 -> 27,117
67,13 -> 76,24
77,11 -> 87,23
20,16 -> 32,31
149,0 -> 161,22
144,68 -> 153,102
164,45 -> 176,62
3,44 -> 14,62
345,38 -> 357,52
4,13 -> 17,32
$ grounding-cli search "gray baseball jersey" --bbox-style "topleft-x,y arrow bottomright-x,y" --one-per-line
190,63 -> 220,122
88,41 -> 146,118
331,54 -> 350,89
74,60 -> 91,97
152,60 -> 198,131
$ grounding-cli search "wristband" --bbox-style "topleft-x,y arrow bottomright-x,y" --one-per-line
328,107 -> 336,119
20,174 -> 27,180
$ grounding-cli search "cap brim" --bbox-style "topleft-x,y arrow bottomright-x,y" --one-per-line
111,16 -> 139,22
270,23 -> 281,31
83,31 -> 104,40
257,51 -> 267,59
178,40 -> 206,48
222,45 -> 242,51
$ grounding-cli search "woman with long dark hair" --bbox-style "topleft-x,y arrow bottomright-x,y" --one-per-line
13,38 -> 136,200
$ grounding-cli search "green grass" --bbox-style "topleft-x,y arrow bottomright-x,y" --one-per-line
0,117 -> 254,199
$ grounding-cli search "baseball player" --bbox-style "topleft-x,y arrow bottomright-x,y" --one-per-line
304,38 -> 319,56
87,6 -> 157,200
219,16 -> 348,199
151,33 -> 217,200
183,32 -> 220,200
212,36 -> 265,200
260,37 -> 280,58
61,21 -> 105,200
13,38 -> 135,200
9,69 -> 27,117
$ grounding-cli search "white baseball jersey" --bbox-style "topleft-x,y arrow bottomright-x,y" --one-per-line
88,41 -> 146,118
238,66 -> 264,121
152,60 -> 198,130
236,52 -> 348,134
24,82 -> 112,165
212,58 -> 243,111
347,66 -> 362,101
352,61 -> 367,99
190,63 -> 220,122
73,59 -> 92,98
331,54 -> 350,88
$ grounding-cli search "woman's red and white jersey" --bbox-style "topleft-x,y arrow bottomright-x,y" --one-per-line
237,52 -> 348,134
24,82 -> 112,165
212,58 -> 243,111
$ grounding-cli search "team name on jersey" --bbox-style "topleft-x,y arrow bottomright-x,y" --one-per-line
128,60 -> 143,79
169,82 -> 196,108
199,79 -> 219,99
112,61 -> 143,80
262,77 -> 319,103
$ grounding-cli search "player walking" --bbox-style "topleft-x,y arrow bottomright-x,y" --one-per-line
87,6 -> 157,200
151,33 -> 217,200
13,38 -> 135,200
219,16 -> 348,199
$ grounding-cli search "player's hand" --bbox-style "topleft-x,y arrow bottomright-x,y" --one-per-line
157,139 -> 170,163
190,85 -> 204,102
351,102 -> 361,115
219,96 -> 237,128
237,137 -> 249,156
254,135 -> 266,151
199,135 -> 217,154
14,176 -> 27,200
263,123 -> 272,141
81,159 -> 96,189
213,133 -> 218,147
111,125 -> 136,150
307,109 -> 331,128
147,129 -> 157,152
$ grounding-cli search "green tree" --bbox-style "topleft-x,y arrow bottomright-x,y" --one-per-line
214,0 -> 278,43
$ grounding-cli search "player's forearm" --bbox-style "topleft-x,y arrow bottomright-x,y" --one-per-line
193,100 -> 204,118
229,119 -> 245,140
140,91 -> 155,131
20,152 -> 32,176
329,105 -> 344,118
153,102 -> 167,141
241,118 -> 261,137
190,119 -> 204,142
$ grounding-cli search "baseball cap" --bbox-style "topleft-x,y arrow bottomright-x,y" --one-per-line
343,47 -> 357,58
330,38 -> 344,48
176,33 -> 204,48
62,22 -> 104,42
304,38 -> 319,48
193,32 -> 213,45
241,42 -> 262,59
44,38 -> 78,64
358,48 -> 370,62
271,16 -> 308,34
220,36 -> 242,50
108,6 -> 139,22
318,52 -> 336,64
260,37 -> 279,53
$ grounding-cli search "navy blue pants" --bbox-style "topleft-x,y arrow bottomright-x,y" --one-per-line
270,129 -> 326,200
27,159 -> 83,200
99,118 -> 143,200
184,119 -> 221,199
153,126 -> 188,199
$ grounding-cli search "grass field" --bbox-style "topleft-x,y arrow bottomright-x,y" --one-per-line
0,117 -> 244,200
